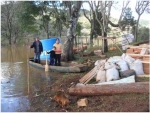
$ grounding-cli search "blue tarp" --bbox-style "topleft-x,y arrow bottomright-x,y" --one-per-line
40,37 -> 61,60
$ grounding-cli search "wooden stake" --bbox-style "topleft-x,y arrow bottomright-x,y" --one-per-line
27,46 -> 30,94
45,52 -> 49,72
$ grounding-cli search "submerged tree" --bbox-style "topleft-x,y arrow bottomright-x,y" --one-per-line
1,1 -> 26,45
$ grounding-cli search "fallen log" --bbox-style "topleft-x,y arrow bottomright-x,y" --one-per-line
69,82 -> 149,96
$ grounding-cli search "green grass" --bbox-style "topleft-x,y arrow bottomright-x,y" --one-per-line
135,77 -> 149,82
104,49 -> 122,58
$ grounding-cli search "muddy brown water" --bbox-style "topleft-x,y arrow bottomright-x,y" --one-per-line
1,46 -> 63,112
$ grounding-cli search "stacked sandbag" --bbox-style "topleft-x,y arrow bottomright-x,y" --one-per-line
94,53 -> 145,84
128,59 -> 144,76
121,33 -> 134,50
107,54 -> 129,72
121,53 -> 145,76
95,60 -> 120,82
94,59 -> 107,66
107,56 -> 123,63
104,62 -> 120,82
96,65 -> 106,82
116,60 -> 129,72
122,53 -> 135,64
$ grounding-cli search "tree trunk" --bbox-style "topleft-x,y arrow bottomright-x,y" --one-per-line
104,32 -> 108,52
69,82 -> 149,96
90,30 -> 94,47
135,15 -> 140,42
74,35 -> 77,47
89,15 -> 95,47
8,30 -> 12,45
62,1 -> 82,61
47,33 -> 49,38
9,38 -> 12,45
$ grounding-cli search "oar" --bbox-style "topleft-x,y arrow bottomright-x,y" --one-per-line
45,51 -> 49,72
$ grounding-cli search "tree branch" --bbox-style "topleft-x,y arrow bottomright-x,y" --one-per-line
108,20 -> 119,27
82,4 -> 91,23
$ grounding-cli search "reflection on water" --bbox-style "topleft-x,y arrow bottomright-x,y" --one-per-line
1,46 -> 62,112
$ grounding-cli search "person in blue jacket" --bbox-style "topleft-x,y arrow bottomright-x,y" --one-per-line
30,37 -> 43,63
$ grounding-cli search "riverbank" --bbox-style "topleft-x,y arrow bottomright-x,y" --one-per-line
26,48 -> 149,112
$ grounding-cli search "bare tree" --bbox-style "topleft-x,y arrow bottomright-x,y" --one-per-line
82,1 -> 95,47
135,1 -> 149,41
91,1 -> 130,53
93,1 -> 113,53
108,1 -> 130,28
1,1 -> 15,45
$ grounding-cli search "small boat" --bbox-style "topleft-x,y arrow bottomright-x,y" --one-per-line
29,58 -> 88,73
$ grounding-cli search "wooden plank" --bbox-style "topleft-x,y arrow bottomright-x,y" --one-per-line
79,67 -> 96,82
126,53 -> 150,57
142,61 -> 150,64
127,45 -> 149,49
83,65 -> 102,84
69,82 -> 149,96
83,72 -> 97,85
97,36 -> 116,40
79,65 -> 101,84
79,66 -> 97,83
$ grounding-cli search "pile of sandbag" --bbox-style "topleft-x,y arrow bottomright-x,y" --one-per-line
95,53 -> 145,83
95,59 -> 120,82
121,33 -> 134,50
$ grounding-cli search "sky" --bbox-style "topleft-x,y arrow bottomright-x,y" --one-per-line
1,0 -> 149,21
82,1 -> 150,21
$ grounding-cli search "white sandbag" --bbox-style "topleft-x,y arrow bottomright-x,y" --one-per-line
107,56 -> 122,63
104,61 -> 120,70
122,46 -> 128,50
121,34 -> 134,50
104,62 -> 120,81
121,53 -> 126,60
94,59 -> 107,66
129,59 -> 144,76
116,60 -> 129,71
96,69 -> 106,82
106,67 -> 120,82
124,54 -> 135,64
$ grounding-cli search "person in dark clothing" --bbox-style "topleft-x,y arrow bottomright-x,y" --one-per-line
47,46 -> 56,66
30,37 -> 43,63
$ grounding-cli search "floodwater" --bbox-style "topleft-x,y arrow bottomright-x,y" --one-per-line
1,46 -> 62,112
